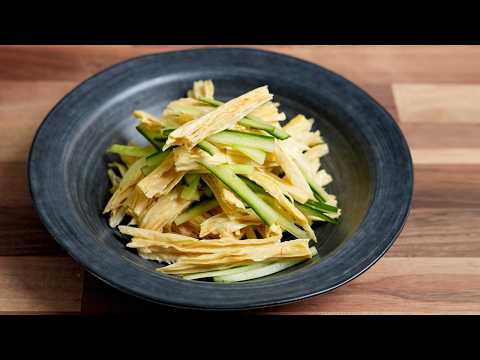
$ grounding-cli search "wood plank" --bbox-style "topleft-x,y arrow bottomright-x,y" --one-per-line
401,123 -> 480,149
1,162 -> 33,207
412,149 -> 480,165
134,45 -> 480,85
4,45 -> 480,85
0,81 -> 77,163
0,256 -> 84,312
0,205 -> 61,255
413,165 -> 480,209
259,257 -> 480,314
0,46 -> 203,81
0,161 -> 62,255
387,209 -> 480,257
393,83 -> 480,123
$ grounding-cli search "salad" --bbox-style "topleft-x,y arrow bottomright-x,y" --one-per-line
103,80 -> 340,282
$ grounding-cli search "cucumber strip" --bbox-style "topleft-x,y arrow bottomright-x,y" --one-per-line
217,164 -> 255,176
238,175 -> 267,194
141,150 -> 172,176
190,165 -> 253,176
136,125 -> 166,150
230,144 -> 266,165
155,131 -> 217,156
183,263 -> 266,280
259,194 -> 311,239
153,128 -> 175,140
181,174 -> 201,201
197,161 -> 279,225
213,247 -> 318,283
295,202 -> 338,224
169,104 -> 206,117
239,115 -> 289,140
197,97 -> 222,107
107,144 -> 155,158
276,215 -> 309,239
213,260 -> 300,282
305,200 -> 338,214
198,96 -> 290,140
207,130 -> 275,152
198,161 -> 307,239
292,157 -> 329,203
197,140 -> 217,156
184,173 -> 199,186
174,199 -> 219,225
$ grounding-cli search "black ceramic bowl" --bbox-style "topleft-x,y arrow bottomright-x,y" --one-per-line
28,48 -> 413,310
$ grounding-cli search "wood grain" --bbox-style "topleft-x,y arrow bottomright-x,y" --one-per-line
0,81 -> 78,255
393,84 -> 480,123
413,165 -> 480,209
0,81 -> 77,163
412,149 -> 480,164
387,209 -> 480,257
401,123 -> 480,149
0,45 -> 479,314
0,256 -> 84,312
260,258 -> 480,314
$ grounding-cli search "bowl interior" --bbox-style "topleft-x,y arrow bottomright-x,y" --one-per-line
66,74 -> 373,280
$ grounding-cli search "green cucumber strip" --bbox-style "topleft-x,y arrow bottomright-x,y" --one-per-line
181,174 -> 201,201
276,216 -> 309,239
191,165 -> 253,176
230,144 -> 266,165
197,161 -> 278,225
241,180 -> 310,240
197,97 -> 222,107
239,115 -> 289,140
259,193 -> 310,239
198,161 -> 306,239
295,202 -> 338,224
108,144 -> 155,158
198,96 -> 289,140
291,157 -> 329,203
213,260 -> 300,282
184,173 -> 199,186
207,130 -> 275,153
213,246 -> 318,282
141,150 -> 172,176
305,200 -> 338,214
174,199 -> 219,226
108,162 -> 128,177
136,125 -> 165,150
169,104 -> 206,117
197,140 -> 217,156
154,128 -> 217,156
183,263 -> 266,280
217,164 -> 254,176
238,176 -> 267,194
153,128 -> 175,140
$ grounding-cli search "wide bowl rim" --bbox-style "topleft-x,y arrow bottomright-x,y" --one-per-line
28,47 -> 414,311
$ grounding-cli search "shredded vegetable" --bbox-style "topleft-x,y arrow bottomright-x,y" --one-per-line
103,80 -> 341,282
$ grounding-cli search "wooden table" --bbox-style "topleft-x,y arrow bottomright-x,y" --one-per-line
1,45 -> 479,315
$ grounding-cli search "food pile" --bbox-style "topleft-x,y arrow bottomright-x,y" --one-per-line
104,80 -> 340,282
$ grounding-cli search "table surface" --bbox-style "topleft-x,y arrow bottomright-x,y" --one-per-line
1,45 -> 479,315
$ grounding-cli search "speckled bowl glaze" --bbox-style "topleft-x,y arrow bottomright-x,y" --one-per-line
28,48 -> 413,310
